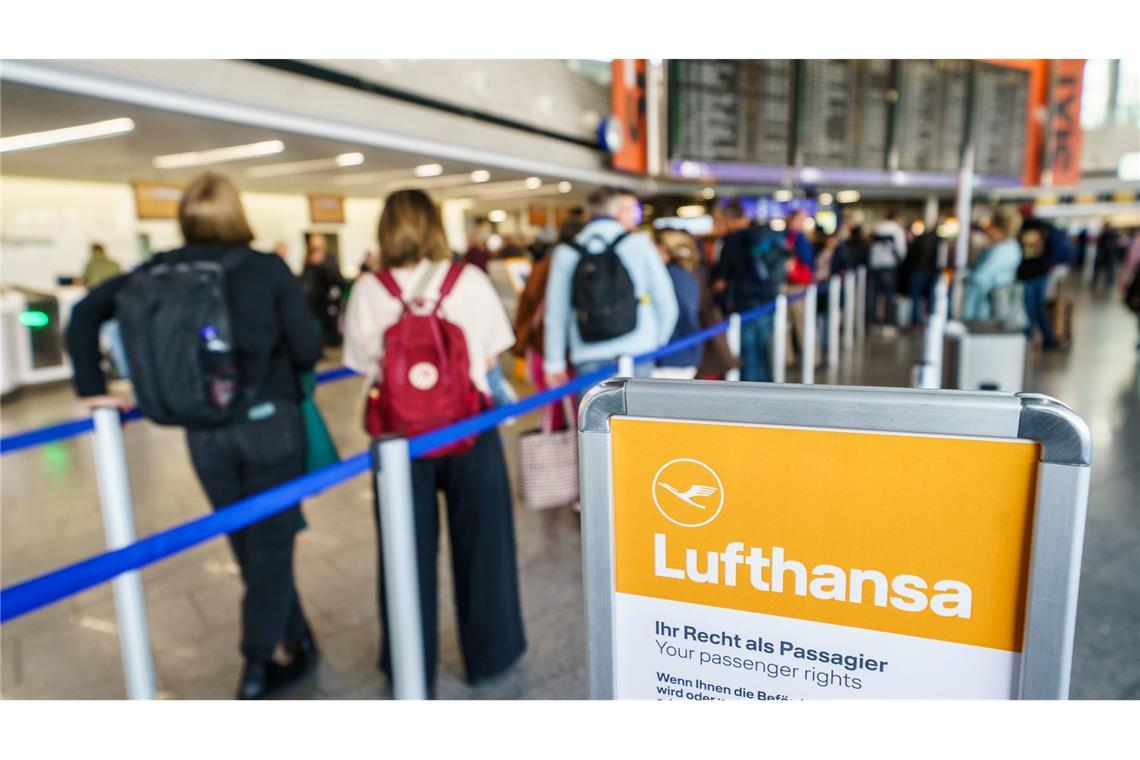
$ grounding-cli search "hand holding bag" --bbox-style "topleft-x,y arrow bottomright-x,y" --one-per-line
518,397 -> 579,511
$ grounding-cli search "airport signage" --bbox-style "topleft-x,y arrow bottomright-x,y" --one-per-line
579,380 -> 1091,700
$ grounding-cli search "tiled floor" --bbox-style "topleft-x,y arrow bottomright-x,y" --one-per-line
1,278 -> 1137,700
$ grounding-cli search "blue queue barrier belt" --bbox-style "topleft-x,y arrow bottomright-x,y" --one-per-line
0,291 -> 805,622
0,367 -> 359,456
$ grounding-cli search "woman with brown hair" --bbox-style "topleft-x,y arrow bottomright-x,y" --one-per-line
343,189 -> 525,694
66,173 -> 323,699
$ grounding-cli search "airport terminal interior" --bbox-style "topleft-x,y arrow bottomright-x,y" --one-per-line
1,58 -> 1138,701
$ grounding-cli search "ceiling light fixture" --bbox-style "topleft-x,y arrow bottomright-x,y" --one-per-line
701,187 -> 716,200
488,209 -> 508,223
525,177 -> 542,190
0,117 -> 135,154
414,163 -> 444,177
558,181 -> 572,193
470,170 -> 492,183
677,205 -> 707,218
818,192 -> 834,205
836,190 -> 861,204
246,152 -> 364,178
774,189 -> 793,202
153,140 -> 284,169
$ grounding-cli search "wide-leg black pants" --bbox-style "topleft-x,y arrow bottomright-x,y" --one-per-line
375,428 -> 526,688
187,401 -> 311,663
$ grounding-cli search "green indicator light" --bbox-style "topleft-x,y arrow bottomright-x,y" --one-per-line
19,310 -> 50,328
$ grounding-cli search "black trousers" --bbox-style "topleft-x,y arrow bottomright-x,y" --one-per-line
187,401 -> 311,663
375,428 -> 526,688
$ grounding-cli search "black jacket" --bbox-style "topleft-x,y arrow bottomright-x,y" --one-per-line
66,244 -> 322,404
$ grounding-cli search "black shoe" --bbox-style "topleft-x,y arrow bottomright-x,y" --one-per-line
236,659 -> 273,700
285,631 -> 319,676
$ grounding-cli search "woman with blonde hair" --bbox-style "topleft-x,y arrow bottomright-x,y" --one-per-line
66,173 -> 323,699
343,189 -> 525,694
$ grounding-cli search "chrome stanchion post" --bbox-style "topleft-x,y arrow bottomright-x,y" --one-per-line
827,275 -> 841,368
617,354 -> 635,379
90,406 -> 156,700
772,294 -> 787,384
842,271 -> 856,349
802,284 -> 817,384
855,265 -> 867,341
726,313 -> 741,382
372,436 -> 428,700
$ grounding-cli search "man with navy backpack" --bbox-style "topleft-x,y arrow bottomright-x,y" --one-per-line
712,205 -> 789,382
543,187 -> 678,387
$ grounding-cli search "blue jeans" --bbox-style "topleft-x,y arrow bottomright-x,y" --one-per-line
1023,274 -> 1058,347
869,268 -> 898,326
739,311 -> 774,382
909,269 -> 935,327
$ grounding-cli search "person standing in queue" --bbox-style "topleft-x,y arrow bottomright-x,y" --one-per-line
65,173 -> 323,699
300,233 -> 347,348
342,189 -> 525,695
542,186 -> 678,388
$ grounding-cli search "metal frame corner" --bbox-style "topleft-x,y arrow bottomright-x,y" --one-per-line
579,378 -> 630,433
1016,394 -> 1093,466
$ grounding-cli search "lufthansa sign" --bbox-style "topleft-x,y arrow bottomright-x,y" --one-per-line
579,380 -> 1092,700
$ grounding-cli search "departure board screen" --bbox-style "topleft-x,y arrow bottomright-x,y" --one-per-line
797,60 -> 893,170
668,60 -> 793,165
972,63 -> 1029,177
896,60 -> 971,172
799,59 -> 856,167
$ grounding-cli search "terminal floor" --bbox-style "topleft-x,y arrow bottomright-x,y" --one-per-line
1,283 -> 1137,700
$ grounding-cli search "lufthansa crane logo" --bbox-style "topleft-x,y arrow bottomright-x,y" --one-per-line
652,458 -> 724,528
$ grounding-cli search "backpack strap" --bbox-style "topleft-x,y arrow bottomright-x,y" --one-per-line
433,261 -> 466,314
567,230 -> 632,258
374,269 -> 408,309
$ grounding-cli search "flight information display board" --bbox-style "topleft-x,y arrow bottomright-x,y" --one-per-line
972,63 -> 1029,178
799,59 -> 894,170
668,60 -> 793,165
895,60 -> 971,173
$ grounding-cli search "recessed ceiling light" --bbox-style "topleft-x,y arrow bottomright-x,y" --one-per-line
488,209 -> 507,223
701,187 -> 716,199
0,117 -> 135,154
154,140 -> 284,169
470,170 -> 492,183
770,218 -> 787,231
414,163 -> 444,177
836,190 -> 861,204
818,192 -> 834,205
774,189 -> 793,202
247,152 -> 365,178
677,205 -> 706,218
525,177 -> 542,189
558,181 -> 572,193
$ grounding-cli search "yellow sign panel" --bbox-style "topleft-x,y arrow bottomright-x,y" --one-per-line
612,417 -> 1040,653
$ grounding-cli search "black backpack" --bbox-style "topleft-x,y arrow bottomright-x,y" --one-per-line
114,249 -> 247,427
569,231 -> 638,342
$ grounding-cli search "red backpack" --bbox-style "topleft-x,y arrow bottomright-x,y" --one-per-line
364,262 -> 485,457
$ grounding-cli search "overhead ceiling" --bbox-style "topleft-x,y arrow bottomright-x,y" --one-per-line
0,81 -> 590,207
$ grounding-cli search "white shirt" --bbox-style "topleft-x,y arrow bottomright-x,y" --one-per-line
343,259 -> 515,394
869,220 -> 909,270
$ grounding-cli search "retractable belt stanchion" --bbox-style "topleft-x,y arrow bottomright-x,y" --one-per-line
90,407 -> 157,700
772,294 -> 788,383
371,436 -> 428,700
725,313 -> 741,382
842,271 -> 856,349
801,284 -> 817,384
855,265 -> 867,341
827,274 -> 841,368
916,275 -> 951,389
617,354 -> 635,379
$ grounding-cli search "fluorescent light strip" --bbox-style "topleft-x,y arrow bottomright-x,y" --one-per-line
333,168 -> 420,187
247,152 -> 364,178
414,163 -> 444,177
153,139 -> 285,169
0,117 -> 135,154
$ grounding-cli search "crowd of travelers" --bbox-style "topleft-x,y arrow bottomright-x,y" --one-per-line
64,173 -> 1140,701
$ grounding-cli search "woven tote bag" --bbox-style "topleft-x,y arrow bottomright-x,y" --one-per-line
518,397 -> 579,510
